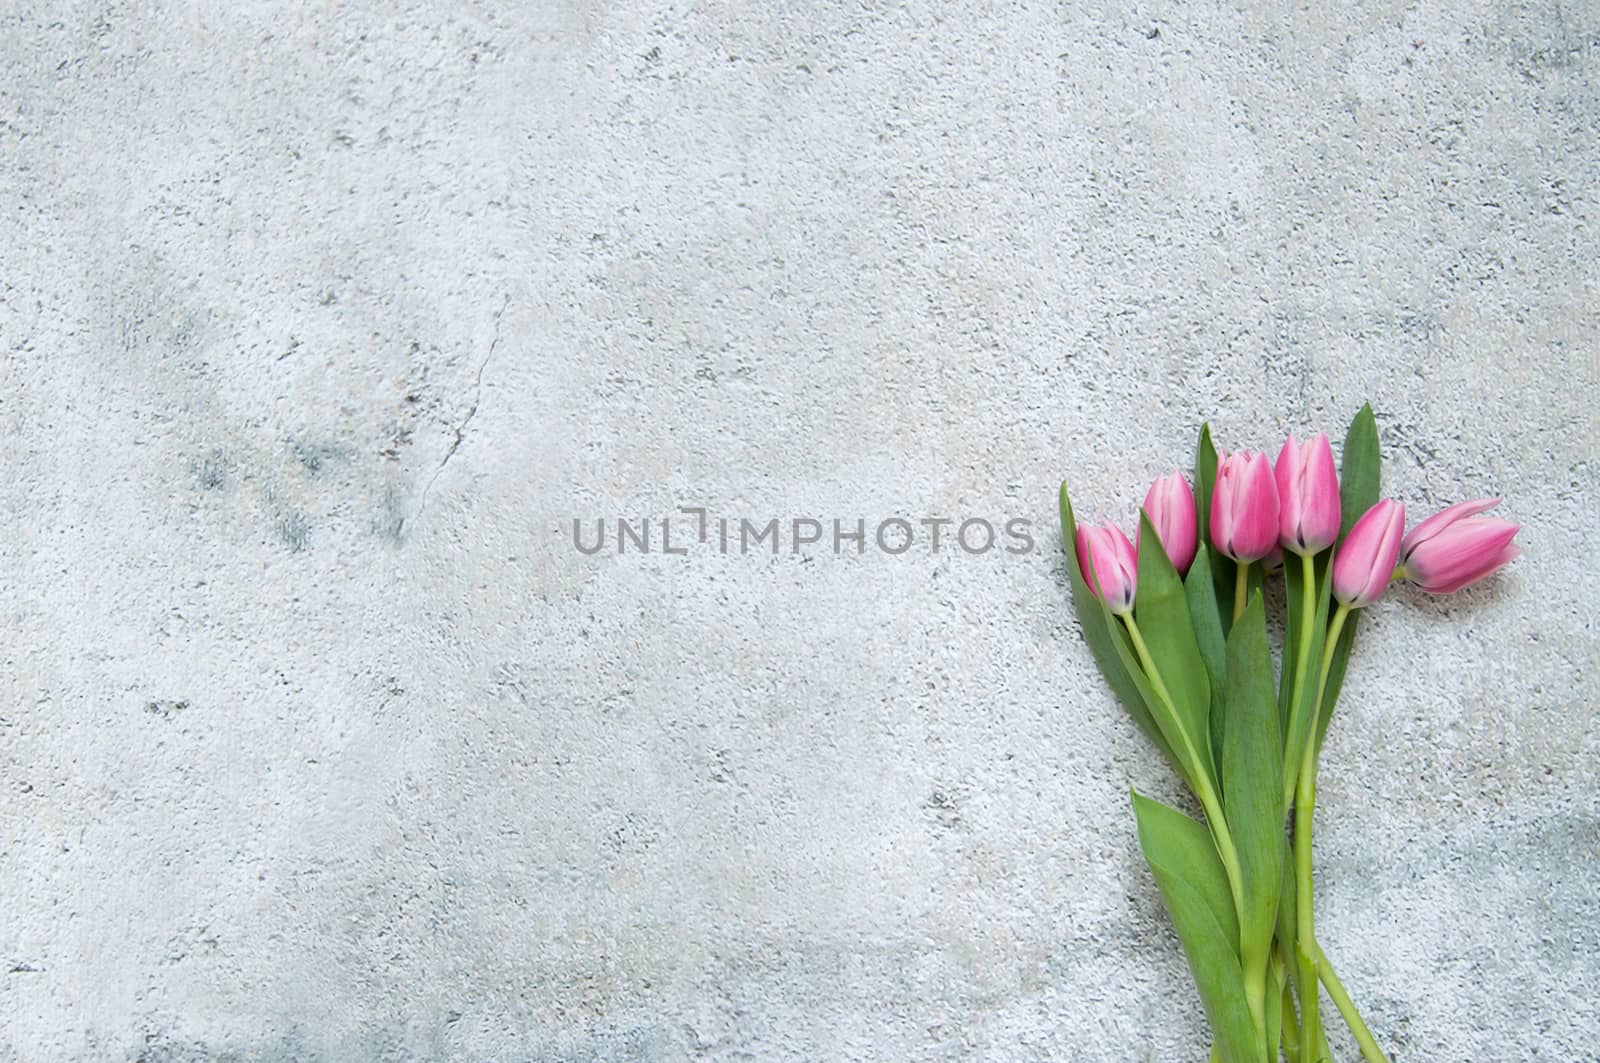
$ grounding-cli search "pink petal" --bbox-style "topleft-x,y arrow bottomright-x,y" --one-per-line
1421,543 -> 1521,594
1401,498 -> 1502,556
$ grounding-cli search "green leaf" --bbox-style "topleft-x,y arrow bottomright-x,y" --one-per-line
1185,548 -> 1227,782
1075,553 -> 1210,797
1133,792 -> 1238,947
1196,423 -> 1239,637
1221,592 -> 1285,972
1196,423 -> 1218,543
1313,404 -> 1382,754
1275,841 -> 1298,965
1059,484 -> 1181,772
1338,403 -> 1380,542
1134,511 -> 1217,791
1279,975 -> 1299,1062
1187,548 -> 1227,689
1133,792 -> 1259,1063
1265,962 -> 1283,1063
1314,609 -> 1360,757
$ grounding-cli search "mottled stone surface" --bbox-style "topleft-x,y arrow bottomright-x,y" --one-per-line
2,2 -> 1596,1060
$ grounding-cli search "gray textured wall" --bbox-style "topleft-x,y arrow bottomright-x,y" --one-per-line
2,2 -> 1597,1060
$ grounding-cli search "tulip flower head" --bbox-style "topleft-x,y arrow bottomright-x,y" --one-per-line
1209,451 -> 1281,563
1275,432 -> 1341,555
1397,499 -> 1520,594
1332,499 -> 1405,608
1139,471 -> 1198,575
1076,522 -> 1138,615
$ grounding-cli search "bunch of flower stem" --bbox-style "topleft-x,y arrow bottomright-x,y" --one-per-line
1072,416 -> 1520,1062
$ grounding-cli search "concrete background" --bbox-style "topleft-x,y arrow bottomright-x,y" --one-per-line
2,1 -> 1597,1059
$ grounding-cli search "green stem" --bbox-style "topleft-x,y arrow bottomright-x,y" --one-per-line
1122,614 -> 1248,925
1233,561 -> 1250,622
1280,977 -> 1302,1063
1293,602 -> 1353,1063
1293,742 -> 1321,1059
1312,604 -> 1350,722
1315,943 -> 1389,1063
1243,966 -> 1268,1063
1281,551 -> 1320,810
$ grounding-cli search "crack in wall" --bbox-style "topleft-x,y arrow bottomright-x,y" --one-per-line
404,293 -> 511,534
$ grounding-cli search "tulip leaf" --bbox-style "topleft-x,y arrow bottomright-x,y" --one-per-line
1134,511 -> 1218,791
1265,962 -> 1283,1063
1280,976 -> 1300,1061
1187,547 -> 1227,687
1133,791 -> 1260,1063
1275,840 -> 1298,968
1276,870 -> 1307,1061
1059,484 -> 1181,773
1313,404 -> 1382,754
1095,589 -> 1200,794
1338,403 -> 1380,542
1076,540 -> 1210,798
1222,592 -> 1285,973
1195,423 -> 1239,637
1185,548 -> 1228,782
1196,422 -> 1218,543
1065,515 -> 1203,796
1314,610 -> 1360,757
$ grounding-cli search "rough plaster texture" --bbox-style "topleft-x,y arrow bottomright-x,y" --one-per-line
2,1 -> 1597,1060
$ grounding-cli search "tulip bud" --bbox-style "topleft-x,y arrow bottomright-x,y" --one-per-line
1331,499 -> 1405,608
1209,451 -> 1280,562
1274,432 -> 1341,555
1076,522 -> 1138,615
1397,499 -> 1520,594
1139,471 -> 1198,575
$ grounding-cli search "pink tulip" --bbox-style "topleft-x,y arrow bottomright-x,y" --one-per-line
1076,522 -> 1138,615
1332,499 -> 1405,608
1209,451 -> 1280,562
1139,471 -> 1198,575
1397,499 -> 1520,594
1275,432 -> 1341,555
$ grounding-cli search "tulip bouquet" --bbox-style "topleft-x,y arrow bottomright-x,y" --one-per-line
1058,405 -> 1519,1063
